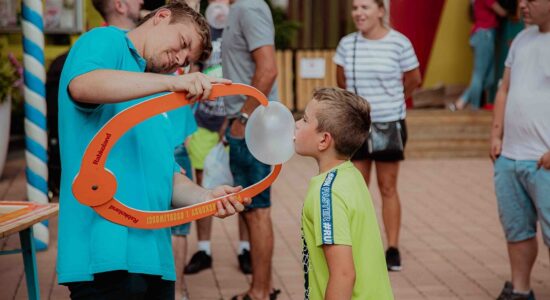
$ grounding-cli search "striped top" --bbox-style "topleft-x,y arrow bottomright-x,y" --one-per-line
333,30 -> 419,122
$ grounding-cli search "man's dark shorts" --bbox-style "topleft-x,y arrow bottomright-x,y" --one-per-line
226,127 -> 271,209
65,271 -> 174,300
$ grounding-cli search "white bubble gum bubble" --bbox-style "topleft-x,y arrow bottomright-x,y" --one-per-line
245,101 -> 295,165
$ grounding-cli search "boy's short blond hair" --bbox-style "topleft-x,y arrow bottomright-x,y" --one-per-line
313,87 -> 371,158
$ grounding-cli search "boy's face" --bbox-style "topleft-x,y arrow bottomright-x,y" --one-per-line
295,99 -> 323,157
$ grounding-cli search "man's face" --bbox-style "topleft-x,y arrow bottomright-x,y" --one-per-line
122,0 -> 143,24
144,12 -> 203,74
294,99 -> 323,157
520,0 -> 550,26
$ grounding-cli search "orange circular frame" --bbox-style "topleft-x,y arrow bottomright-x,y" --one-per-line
72,84 -> 282,229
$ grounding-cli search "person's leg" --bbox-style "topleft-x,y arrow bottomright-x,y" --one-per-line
455,30 -> 493,109
352,159 -> 373,186
482,31 -> 496,106
243,208 -> 274,299
473,29 -> 496,108
196,217 -> 213,249
172,235 -> 191,298
375,161 -> 401,248
196,167 -> 213,245
530,164 -> 550,290
507,238 -> 538,292
494,157 -> 539,295
238,214 -> 250,243
184,217 -> 212,274
237,214 -> 252,274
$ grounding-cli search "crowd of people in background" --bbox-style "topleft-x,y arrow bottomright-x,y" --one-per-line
44,0 -> 550,299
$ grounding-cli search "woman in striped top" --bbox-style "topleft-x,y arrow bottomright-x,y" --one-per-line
333,0 -> 421,272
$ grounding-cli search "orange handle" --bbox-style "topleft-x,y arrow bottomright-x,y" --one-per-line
72,84 -> 281,229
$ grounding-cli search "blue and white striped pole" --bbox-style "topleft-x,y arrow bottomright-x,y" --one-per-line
21,0 -> 49,250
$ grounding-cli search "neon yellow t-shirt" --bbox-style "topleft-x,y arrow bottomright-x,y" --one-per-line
301,161 -> 393,299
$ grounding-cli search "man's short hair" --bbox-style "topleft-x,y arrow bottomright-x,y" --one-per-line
313,87 -> 371,158
92,0 -> 111,20
139,0 -> 212,62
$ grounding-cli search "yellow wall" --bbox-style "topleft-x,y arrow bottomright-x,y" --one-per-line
423,0 -> 474,88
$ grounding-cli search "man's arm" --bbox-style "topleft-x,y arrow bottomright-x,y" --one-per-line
230,45 -> 278,137
403,67 -> 422,99
491,1 -> 508,17
490,67 -> 511,161
69,70 -> 231,104
336,65 -> 346,89
322,244 -> 355,300
171,172 -> 250,217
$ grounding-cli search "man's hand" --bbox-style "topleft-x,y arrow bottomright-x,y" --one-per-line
490,136 -> 502,162
205,185 -> 252,218
537,151 -> 550,170
230,120 -> 246,139
170,73 -> 231,102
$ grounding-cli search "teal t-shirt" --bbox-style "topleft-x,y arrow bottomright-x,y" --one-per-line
57,26 -> 188,283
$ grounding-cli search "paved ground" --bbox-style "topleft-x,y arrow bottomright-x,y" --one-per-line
1,151 -> 549,300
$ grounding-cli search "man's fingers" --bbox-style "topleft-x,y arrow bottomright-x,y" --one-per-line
193,79 -> 204,100
208,75 -> 231,84
228,196 -> 245,212
200,76 -> 213,100
222,185 -> 242,194
215,201 -> 226,218
241,196 -> 252,206
187,84 -> 198,101
222,198 -> 236,215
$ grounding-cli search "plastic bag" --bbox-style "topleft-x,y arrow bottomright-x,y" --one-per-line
202,142 -> 234,189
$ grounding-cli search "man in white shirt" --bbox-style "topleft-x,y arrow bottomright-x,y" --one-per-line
490,1 -> 550,299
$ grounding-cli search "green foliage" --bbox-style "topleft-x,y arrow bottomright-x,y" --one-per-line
0,42 -> 18,103
265,0 -> 300,49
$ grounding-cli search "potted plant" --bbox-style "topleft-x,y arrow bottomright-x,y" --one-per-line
0,42 -> 22,178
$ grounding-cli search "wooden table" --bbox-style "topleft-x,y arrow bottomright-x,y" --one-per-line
0,202 -> 59,300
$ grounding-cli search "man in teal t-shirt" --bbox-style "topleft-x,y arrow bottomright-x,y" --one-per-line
57,2 -> 248,298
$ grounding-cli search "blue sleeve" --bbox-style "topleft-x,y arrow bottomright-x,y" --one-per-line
61,28 -> 126,111
64,27 -> 125,82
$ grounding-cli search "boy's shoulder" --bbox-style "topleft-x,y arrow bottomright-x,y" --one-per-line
306,161 -> 367,204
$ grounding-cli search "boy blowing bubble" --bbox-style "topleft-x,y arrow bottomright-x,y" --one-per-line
294,87 -> 394,299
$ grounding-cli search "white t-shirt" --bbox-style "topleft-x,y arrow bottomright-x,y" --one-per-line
501,26 -> 550,161
333,30 -> 419,122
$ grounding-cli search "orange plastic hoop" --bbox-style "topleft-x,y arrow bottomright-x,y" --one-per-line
72,84 -> 282,229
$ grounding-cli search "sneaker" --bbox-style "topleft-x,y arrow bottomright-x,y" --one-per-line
496,281 -> 536,300
184,251 -> 212,274
385,247 -> 402,272
238,249 -> 252,274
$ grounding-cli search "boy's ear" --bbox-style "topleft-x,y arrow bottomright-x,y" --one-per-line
318,132 -> 333,152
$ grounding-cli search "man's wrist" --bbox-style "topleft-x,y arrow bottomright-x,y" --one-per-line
237,111 -> 250,124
